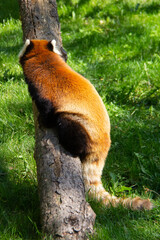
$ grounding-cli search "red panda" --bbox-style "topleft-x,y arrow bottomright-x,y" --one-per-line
19,39 -> 153,210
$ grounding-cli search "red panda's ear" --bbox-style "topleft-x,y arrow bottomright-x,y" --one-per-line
47,39 -> 62,56
19,39 -> 34,59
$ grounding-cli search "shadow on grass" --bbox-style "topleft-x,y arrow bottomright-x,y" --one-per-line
0,83 -> 40,238
62,23 -> 160,107
0,0 -> 20,22
0,78 -> 40,237
89,199 -> 160,240
137,2 -> 160,14
0,163 -> 41,239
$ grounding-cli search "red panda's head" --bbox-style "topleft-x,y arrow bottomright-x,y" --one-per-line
19,39 -> 62,64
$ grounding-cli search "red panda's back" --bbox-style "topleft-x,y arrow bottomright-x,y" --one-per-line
22,43 -> 110,144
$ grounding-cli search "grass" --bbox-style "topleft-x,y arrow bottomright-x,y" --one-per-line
0,0 -> 160,239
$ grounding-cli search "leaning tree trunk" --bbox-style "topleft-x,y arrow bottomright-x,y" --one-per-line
18,0 -> 96,239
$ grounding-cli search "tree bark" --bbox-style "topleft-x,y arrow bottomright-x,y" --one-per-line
18,0 -> 96,239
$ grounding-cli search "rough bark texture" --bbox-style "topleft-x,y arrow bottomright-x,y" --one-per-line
19,0 -> 67,60
18,0 -> 96,239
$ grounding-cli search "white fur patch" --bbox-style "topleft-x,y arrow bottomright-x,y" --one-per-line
51,39 -> 62,56
18,39 -> 31,58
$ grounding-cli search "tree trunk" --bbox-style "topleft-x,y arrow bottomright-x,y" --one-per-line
18,0 -> 96,239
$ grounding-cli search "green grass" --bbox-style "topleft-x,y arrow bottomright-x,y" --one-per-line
0,0 -> 160,239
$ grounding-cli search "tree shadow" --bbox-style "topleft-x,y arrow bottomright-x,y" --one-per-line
89,200 -> 160,240
0,92 -> 40,238
141,2 -> 160,14
0,161 -> 41,239
61,1 -> 160,108
129,2 -> 160,14
0,0 -> 20,22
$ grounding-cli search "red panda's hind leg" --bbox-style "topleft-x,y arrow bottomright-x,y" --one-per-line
56,113 -> 153,211
82,152 -> 153,210
56,114 -> 91,158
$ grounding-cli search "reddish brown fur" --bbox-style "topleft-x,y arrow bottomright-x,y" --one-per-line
19,39 -> 153,210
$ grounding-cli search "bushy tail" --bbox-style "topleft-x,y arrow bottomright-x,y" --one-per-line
82,159 -> 153,210
87,182 -> 152,210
